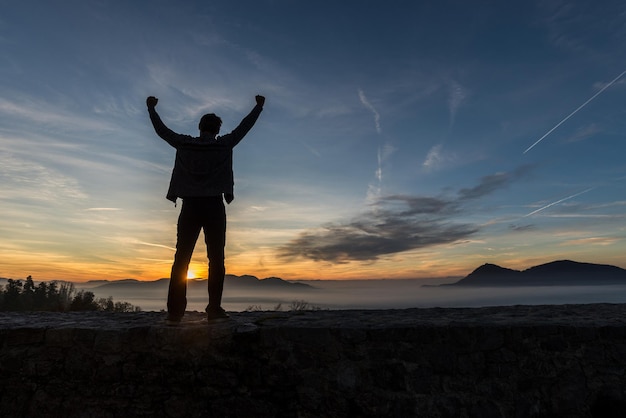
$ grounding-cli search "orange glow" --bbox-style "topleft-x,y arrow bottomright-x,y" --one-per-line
4,240 -> 626,283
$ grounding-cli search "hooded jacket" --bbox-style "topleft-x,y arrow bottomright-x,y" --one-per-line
148,104 -> 263,204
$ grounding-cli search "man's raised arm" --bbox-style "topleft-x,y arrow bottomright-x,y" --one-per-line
219,95 -> 265,147
146,96 -> 190,148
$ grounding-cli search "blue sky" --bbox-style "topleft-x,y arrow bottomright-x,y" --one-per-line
1,0 -> 625,281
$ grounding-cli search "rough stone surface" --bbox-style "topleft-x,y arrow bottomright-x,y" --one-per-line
2,304 -> 626,417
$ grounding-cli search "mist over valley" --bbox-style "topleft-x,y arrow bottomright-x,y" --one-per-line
9,260 -> 620,312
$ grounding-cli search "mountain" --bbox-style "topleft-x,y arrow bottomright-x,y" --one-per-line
88,275 -> 313,292
451,263 -> 522,286
0,275 -> 312,298
450,260 -> 626,286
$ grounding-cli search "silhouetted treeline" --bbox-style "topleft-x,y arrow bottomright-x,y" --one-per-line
0,276 -> 140,312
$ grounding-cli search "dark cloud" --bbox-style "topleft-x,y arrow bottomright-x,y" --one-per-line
278,166 -> 533,263
458,165 -> 532,201
278,197 -> 476,263
510,224 -> 535,232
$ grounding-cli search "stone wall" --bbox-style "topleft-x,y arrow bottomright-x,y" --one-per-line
1,304 -> 626,417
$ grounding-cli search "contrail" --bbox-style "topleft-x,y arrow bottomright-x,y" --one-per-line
524,69 -> 626,154
524,187 -> 595,217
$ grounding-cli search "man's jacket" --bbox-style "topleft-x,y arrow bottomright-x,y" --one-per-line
148,105 -> 263,204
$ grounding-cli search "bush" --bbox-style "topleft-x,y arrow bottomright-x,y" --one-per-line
244,300 -> 320,312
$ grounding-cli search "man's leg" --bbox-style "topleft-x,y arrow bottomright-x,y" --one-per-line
202,197 -> 227,312
168,199 -> 202,318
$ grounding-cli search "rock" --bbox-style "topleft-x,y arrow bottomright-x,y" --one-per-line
1,305 -> 626,417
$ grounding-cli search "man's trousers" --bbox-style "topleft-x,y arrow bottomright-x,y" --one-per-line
167,196 -> 226,317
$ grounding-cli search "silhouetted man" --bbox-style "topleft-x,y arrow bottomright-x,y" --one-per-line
147,94 -> 265,324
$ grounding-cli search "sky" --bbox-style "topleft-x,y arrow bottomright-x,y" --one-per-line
1,0 -> 625,282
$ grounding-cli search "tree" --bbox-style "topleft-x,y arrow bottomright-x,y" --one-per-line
98,297 -> 115,312
70,291 -> 99,311
22,276 -> 35,310
3,279 -> 23,311
45,281 -> 63,311
58,282 -> 75,312
33,281 -> 48,310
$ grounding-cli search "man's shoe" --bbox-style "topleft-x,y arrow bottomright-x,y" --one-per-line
165,314 -> 182,326
206,307 -> 230,322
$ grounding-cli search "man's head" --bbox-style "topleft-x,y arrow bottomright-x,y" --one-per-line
199,113 -> 222,136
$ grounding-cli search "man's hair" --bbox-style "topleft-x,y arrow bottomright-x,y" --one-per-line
199,113 -> 222,133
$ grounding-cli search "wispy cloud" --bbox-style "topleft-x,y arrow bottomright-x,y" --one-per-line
278,166 -> 532,263
0,151 -> 87,203
358,89 -> 381,134
134,240 -> 176,251
377,143 -> 396,181
0,96 -> 113,132
447,79 -> 467,127
423,144 -> 444,171
561,237 -> 622,246
85,207 -> 122,211
563,123 -> 601,143
357,89 -> 395,202
368,142 -> 397,202
539,1 -> 626,57
421,79 -> 466,172
298,139 -> 322,157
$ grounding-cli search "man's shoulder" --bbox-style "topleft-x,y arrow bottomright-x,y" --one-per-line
178,137 -> 231,150
213,134 -> 237,146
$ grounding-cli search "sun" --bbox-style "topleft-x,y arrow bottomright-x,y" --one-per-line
187,269 -> 197,280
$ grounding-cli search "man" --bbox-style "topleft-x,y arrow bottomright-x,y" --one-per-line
146,94 -> 265,324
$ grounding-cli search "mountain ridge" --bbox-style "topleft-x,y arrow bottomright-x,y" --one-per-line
0,275 -> 313,291
451,260 -> 626,286
83,274 -> 313,291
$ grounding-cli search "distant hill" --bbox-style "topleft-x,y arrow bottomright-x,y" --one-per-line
87,275 -> 313,292
0,275 -> 312,297
450,260 -> 626,286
